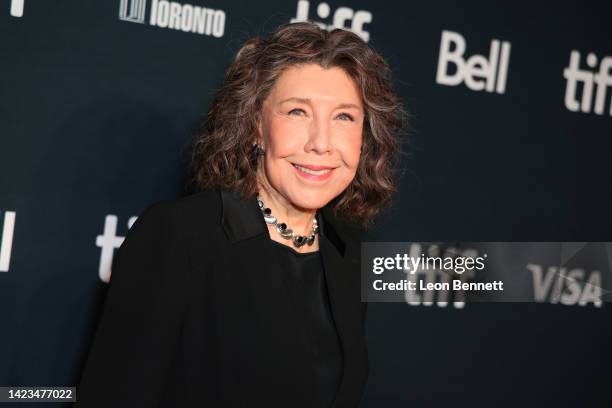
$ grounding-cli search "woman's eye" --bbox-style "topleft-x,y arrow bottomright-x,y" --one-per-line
288,108 -> 305,116
287,109 -> 353,121
338,113 -> 353,121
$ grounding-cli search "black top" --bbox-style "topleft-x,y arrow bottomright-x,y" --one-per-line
268,239 -> 343,408
76,189 -> 369,407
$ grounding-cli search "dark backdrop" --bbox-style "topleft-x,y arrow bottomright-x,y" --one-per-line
1,1 -> 611,406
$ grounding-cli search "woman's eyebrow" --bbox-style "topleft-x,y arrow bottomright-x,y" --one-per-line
336,102 -> 362,110
280,97 -> 310,105
279,97 -> 362,110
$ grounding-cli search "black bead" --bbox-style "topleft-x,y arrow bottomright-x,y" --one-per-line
278,223 -> 286,231
263,208 -> 271,215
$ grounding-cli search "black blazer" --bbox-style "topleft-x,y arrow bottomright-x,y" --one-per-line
77,188 -> 369,407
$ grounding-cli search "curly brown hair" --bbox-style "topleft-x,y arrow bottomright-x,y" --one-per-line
187,21 -> 408,229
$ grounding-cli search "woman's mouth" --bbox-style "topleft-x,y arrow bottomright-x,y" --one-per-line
292,163 -> 335,180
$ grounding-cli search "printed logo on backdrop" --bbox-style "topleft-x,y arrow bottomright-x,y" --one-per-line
564,50 -> 612,116
119,0 -> 147,23
118,0 -> 226,38
291,0 -> 372,42
436,30 -> 511,94
0,211 -> 16,272
528,263 -> 603,307
9,0 -> 24,17
96,214 -> 137,283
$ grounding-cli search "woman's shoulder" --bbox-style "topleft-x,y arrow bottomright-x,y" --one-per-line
134,189 -> 223,240
141,189 -> 221,220
171,188 -> 222,217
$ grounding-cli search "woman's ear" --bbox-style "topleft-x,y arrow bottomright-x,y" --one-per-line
255,115 -> 267,151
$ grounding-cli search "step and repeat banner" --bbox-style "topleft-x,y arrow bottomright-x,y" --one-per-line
1,1 -> 611,406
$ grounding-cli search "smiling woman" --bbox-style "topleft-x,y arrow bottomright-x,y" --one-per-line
191,22 -> 408,237
255,63 -> 365,236
76,21 -> 408,408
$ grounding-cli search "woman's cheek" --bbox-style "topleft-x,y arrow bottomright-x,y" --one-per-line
344,133 -> 363,169
267,121 -> 294,154
271,119 -> 307,143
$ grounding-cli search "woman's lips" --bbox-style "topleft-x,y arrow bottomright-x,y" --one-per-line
292,163 -> 334,171
292,163 -> 335,180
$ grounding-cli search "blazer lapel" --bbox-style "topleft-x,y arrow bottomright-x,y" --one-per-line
317,207 -> 367,408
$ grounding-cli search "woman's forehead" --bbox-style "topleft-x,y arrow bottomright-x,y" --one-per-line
269,64 -> 363,106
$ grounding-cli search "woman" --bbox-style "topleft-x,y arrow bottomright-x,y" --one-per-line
77,21 -> 405,407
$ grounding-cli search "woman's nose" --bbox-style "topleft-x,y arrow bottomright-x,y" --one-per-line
307,117 -> 332,153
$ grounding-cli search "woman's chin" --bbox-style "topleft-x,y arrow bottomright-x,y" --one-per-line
290,195 -> 330,211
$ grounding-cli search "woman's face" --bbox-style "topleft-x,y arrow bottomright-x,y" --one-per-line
257,63 -> 364,210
